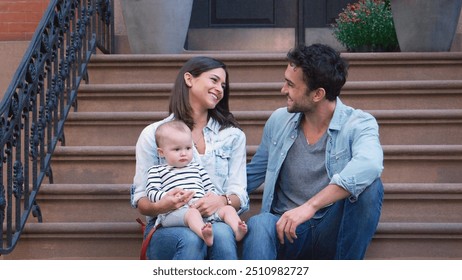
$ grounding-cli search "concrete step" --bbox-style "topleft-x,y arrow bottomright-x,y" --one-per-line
3,222 -> 141,260
4,221 -> 462,259
30,183 -> 462,224
76,82 -> 286,112
365,222 -> 462,260
28,184 -> 138,223
379,183 -> 462,223
246,145 -> 462,184
64,109 -> 462,146
87,52 -> 462,84
50,146 -> 134,184
77,80 -> 462,112
379,145 -> 462,183
243,183 -> 462,224
49,145 -> 462,184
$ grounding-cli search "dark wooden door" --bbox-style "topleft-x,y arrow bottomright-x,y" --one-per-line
190,0 -> 351,29
190,0 -> 297,28
188,0 -> 352,51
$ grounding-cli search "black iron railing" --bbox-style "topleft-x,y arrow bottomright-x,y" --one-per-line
0,0 -> 113,255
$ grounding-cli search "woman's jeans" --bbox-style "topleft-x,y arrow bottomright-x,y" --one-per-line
242,178 -> 384,260
145,221 -> 237,260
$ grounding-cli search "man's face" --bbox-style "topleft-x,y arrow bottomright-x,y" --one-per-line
281,63 -> 315,113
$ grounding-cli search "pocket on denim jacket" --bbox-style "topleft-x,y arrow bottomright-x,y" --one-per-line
329,148 -> 350,173
214,148 -> 230,178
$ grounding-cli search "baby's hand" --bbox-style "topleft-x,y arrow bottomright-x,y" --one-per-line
168,189 -> 195,209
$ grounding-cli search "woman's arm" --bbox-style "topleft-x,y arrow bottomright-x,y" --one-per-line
131,124 -> 160,208
222,129 -> 249,213
193,128 -> 249,216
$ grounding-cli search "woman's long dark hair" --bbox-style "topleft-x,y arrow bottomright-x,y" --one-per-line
168,56 -> 240,130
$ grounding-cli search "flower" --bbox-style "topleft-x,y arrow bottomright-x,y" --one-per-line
332,0 -> 399,52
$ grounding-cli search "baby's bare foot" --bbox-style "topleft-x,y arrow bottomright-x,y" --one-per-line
202,223 -> 214,246
235,221 -> 248,242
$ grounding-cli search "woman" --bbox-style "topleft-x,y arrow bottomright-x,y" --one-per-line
131,56 -> 249,259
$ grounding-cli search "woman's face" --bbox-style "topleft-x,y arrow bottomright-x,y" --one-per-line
186,67 -> 226,111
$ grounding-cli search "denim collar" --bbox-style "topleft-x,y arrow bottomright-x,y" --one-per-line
206,116 -> 220,135
329,97 -> 347,132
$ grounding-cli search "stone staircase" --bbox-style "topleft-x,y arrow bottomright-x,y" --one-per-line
4,51 -> 462,259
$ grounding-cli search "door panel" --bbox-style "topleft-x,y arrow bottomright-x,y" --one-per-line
188,0 -> 352,51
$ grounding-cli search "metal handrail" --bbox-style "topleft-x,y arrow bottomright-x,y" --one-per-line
0,0 -> 113,255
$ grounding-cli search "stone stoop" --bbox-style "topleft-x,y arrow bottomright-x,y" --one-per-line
76,80 -> 462,112
86,52 -> 462,84
63,109 -> 462,147
4,52 -> 462,260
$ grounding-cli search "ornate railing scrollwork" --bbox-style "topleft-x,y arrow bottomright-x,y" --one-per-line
0,0 -> 113,255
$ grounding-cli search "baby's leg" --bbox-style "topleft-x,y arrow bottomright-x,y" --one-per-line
217,205 -> 247,241
184,208 -> 214,246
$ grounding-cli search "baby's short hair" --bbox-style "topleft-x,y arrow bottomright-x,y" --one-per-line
155,120 -> 191,147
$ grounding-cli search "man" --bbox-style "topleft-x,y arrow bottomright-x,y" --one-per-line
242,44 -> 384,260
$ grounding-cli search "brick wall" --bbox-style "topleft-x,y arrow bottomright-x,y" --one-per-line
0,0 -> 49,41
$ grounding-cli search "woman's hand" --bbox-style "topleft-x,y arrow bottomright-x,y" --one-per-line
190,192 -> 224,217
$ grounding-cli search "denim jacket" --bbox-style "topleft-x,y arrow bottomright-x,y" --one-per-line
247,98 -> 383,213
131,114 -> 249,221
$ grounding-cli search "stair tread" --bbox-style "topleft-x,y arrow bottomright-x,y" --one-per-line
53,144 -> 462,152
79,79 -> 462,87
23,221 -> 139,234
90,51 -> 462,62
39,182 -> 462,195
21,221 -> 462,234
67,109 -> 462,117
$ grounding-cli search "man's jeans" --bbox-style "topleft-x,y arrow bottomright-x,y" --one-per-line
146,222 -> 237,260
242,178 -> 384,260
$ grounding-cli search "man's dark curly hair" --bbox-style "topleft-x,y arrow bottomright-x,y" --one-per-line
286,44 -> 349,101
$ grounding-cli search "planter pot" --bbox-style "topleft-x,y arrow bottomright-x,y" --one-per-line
390,0 -> 462,52
121,0 -> 193,54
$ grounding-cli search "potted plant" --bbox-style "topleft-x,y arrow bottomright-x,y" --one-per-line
121,0 -> 194,54
332,0 -> 399,52
390,0 -> 462,52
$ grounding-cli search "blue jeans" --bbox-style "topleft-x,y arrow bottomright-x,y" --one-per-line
146,221 -> 238,260
242,178 -> 384,260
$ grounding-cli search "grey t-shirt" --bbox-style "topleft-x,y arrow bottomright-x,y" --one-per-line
271,129 -> 330,215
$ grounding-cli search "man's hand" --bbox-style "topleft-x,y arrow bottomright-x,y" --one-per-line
276,203 -> 316,244
275,184 -> 350,244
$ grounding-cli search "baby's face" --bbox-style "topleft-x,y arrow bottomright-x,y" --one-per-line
160,131 -> 194,168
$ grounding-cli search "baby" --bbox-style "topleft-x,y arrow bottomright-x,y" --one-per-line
145,120 -> 247,246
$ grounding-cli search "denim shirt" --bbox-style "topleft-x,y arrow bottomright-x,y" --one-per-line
247,98 -> 383,213
131,114 -> 249,221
